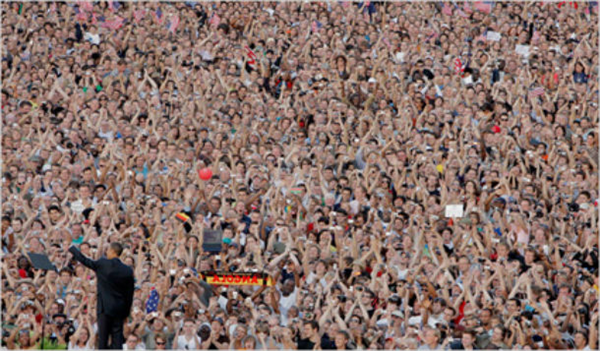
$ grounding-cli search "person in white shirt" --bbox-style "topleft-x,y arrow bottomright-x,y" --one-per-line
68,324 -> 94,350
426,298 -> 447,328
574,330 -> 592,351
173,319 -> 201,350
83,26 -> 100,45
277,278 -> 298,326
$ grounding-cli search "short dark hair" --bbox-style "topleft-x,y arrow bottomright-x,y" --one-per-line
110,242 -> 124,256
304,320 -> 319,332
337,330 -> 350,341
509,298 -> 521,308
463,329 -> 477,339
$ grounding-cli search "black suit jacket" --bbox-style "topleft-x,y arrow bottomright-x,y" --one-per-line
69,246 -> 134,319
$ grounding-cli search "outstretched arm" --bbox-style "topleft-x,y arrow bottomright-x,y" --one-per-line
69,246 -> 100,271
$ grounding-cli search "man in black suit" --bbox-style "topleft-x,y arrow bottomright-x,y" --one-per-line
69,242 -> 134,349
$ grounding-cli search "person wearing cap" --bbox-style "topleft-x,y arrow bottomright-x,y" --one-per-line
389,310 -> 405,336
138,312 -> 174,350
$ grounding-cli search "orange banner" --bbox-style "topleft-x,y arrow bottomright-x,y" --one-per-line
201,272 -> 274,286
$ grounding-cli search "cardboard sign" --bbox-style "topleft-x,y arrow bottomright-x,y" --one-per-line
515,44 -> 530,57
395,52 -> 405,63
201,271 -> 274,286
203,229 -> 223,253
486,31 -> 501,41
445,205 -> 465,218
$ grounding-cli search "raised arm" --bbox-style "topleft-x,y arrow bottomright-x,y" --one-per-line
68,246 -> 100,271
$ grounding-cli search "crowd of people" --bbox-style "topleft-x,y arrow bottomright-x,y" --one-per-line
1,1 -> 599,350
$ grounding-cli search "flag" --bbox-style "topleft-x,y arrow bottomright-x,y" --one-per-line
18,3 -> 23,15
423,244 -> 431,258
134,9 -> 145,23
108,0 -> 120,12
102,16 -> 124,30
77,1 -> 94,12
464,1 -> 472,13
176,212 -> 193,232
311,20 -> 322,33
176,212 -> 190,223
244,45 -> 257,69
529,86 -> 545,98
76,11 -> 88,21
442,3 -> 453,16
454,58 -> 465,75
145,288 -> 159,314
169,15 -> 180,33
474,1 -> 492,14
154,7 -> 163,24
558,1 -> 578,9
426,29 -> 439,41
209,12 -> 220,27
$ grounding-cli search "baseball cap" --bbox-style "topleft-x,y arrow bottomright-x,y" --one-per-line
392,311 -> 404,318
388,294 -> 401,304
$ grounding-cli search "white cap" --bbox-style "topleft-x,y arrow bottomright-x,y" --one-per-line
392,310 -> 404,318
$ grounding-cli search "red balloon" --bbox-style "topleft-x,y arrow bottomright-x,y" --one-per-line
198,168 -> 213,181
